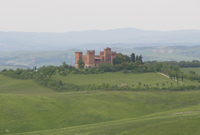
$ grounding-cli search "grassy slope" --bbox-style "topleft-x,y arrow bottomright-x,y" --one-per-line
54,72 -> 197,88
0,74 -> 56,94
9,105 -> 200,135
1,74 -> 200,135
4,90 -> 200,135
181,67 -> 200,75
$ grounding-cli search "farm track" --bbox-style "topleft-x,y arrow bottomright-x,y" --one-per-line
157,72 -> 184,84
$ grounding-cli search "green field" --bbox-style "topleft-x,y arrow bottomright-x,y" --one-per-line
181,67 -> 200,75
54,72 -> 197,88
9,105 -> 200,135
0,75 -> 56,94
1,74 -> 200,135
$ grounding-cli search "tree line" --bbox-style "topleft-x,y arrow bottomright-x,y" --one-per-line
1,53 -> 200,92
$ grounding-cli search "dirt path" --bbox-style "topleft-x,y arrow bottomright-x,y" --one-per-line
157,72 -> 184,84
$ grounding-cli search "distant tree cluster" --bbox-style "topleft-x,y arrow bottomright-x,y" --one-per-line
113,53 -> 143,65
1,68 -> 36,79
1,65 -> 200,92
179,60 -> 200,67
1,54 -> 200,92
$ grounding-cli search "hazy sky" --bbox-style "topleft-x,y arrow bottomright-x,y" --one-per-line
0,0 -> 200,32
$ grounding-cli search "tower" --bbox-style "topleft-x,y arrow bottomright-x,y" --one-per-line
111,52 -> 116,64
104,47 -> 111,61
85,50 -> 95,68
75,52 -> 83,68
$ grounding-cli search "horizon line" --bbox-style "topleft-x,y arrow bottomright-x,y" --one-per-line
1,27 -> 200,33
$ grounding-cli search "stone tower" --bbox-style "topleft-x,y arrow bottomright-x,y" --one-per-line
111,52 -> 116,64
104,47 -> 112,61
85,50 -> 95,68
75,52 -> 83,68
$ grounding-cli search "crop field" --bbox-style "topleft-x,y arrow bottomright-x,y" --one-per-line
1,74 -> 200,135
53,72 -> 197,88
181,67 -> 200,75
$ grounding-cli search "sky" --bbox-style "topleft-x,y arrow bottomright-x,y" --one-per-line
0,0 -> 200,32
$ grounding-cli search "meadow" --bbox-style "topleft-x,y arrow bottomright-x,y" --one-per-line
53,72 -> 198,88
0,74 -> 56,94
1,73 -> 200,135
181,67 -> 200,75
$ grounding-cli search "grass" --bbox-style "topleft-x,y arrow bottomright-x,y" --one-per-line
0,74 -> 56,94
53,72 -> 197,88
9,106 -> 200,135
1,73 -> 200,134
181,67 -> 200,75
2,90 -> 200,135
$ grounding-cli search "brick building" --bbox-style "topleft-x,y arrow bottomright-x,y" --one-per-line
75,47 -> 116,68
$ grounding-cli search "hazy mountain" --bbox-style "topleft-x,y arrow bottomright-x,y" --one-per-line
0,28 -> 200,51
0,46 -> 200,69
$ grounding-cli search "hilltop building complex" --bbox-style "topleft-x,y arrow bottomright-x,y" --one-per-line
75,47 -> 116,68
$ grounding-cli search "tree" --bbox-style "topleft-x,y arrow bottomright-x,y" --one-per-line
169,72 -> 172,80
176,72 -> 179,85
115,53 -> 130,64
138,55 -> 143,63
138,82 -> 142,89
125,55 -> 130,62
155,63 -> 163,71
62,62 -> 68,68
113,58 -> 117,65
189,71 -> 195,75
78,59 -> 84,69
130,53 -> 136,62
173,65 -> 180,72
136,55 -> 139,61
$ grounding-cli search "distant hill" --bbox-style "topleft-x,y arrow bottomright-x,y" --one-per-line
0,28 -> 200,51
0,46 -> 200,69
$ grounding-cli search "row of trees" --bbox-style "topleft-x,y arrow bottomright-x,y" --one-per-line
149,61 -> 200,83
113,53 -> 143,65
145,60 -> 200,68
179,60 -> 200,67
1,67 -> 200,91
1,53 -> 200,92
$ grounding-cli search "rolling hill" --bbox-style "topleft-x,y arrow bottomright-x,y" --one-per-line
1,73 -> 200,135
1,28 -> 200,52
1,45 -> 200,69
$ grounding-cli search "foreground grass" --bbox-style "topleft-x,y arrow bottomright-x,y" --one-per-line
1,74 -> 200,135
9,105 -> 200,135
54,72 -> 197,88
1,89 -> 200,134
